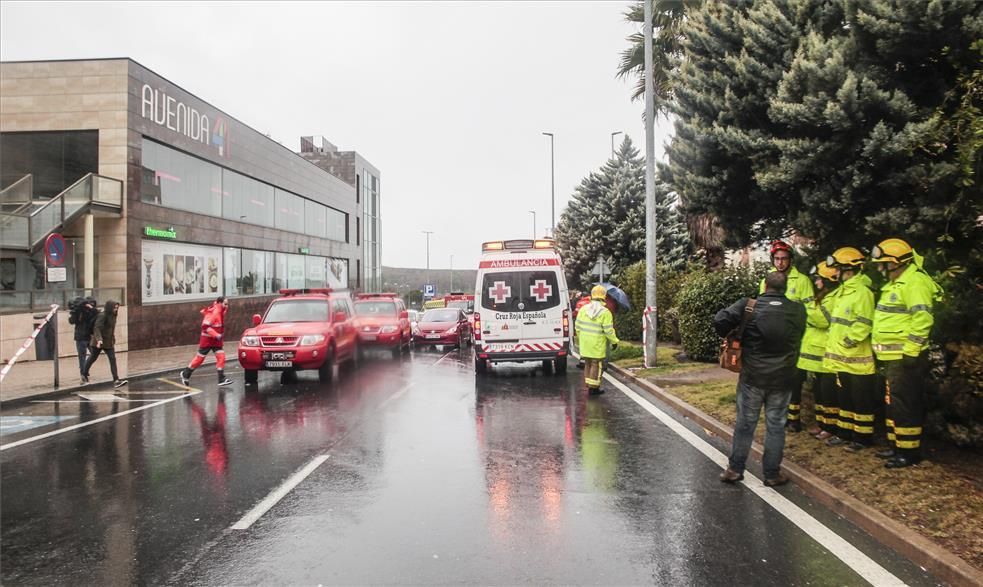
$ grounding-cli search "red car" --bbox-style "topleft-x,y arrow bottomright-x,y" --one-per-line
413,307 -> 473,349
353,293 -> 412,358
238,289 -> 359,385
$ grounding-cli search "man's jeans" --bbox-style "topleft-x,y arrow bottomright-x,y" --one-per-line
728,379 -> 792,479
75,340 -> 89,374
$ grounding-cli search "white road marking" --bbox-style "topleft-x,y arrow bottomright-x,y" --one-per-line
379,383 -> 414,409
1,384 -> 201,452
231,454 -> 331,530
433,351 -> 455,366
604,373 -> 906,587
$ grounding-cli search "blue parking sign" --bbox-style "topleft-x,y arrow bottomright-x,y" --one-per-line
424,284 -> 436,297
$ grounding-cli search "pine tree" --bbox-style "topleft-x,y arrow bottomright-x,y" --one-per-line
555,136 -> 690,289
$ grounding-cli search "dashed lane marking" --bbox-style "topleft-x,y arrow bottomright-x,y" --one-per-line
604,372 -> 906,587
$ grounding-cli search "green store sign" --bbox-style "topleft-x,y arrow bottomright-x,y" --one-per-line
144,225 -> 177,240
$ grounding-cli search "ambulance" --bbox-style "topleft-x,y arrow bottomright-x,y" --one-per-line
473,239 -> 570,374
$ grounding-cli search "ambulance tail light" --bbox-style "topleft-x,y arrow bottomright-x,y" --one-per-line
562,308 -> 569,337
534,240 -> 555,249
482,241 -> 504,251
473,313 -> 481,341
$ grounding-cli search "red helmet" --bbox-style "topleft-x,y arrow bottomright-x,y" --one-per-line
770,240 -> 793,257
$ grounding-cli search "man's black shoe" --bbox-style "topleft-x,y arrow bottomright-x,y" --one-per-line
588,387 -> 605,396
785,421 -> 802,433
844,442 -> 868,453
885,456 -> 920,469
875,448 -> 896,459
825,436 -> 848,447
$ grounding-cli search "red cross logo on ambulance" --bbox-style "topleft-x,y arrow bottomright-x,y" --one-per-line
489,281 -> 511,304
530,280 -> 552,303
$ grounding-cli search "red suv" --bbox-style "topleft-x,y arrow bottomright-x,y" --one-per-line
413,307 -> 473,349
238,289 -> 359,385
353,293 -> 412,358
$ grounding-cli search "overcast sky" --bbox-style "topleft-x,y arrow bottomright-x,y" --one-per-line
1,1 -> 672,270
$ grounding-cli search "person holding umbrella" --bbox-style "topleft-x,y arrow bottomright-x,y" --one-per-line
573,283 -> 629,369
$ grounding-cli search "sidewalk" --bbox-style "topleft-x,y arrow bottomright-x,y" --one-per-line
0,342 -> 239,405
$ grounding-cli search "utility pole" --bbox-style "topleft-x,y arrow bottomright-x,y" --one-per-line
542,132 -> 554,236
422,230 -> 433,293
450,254 -> 454,291
611,131 -> 623,157
643,0 -> 659,368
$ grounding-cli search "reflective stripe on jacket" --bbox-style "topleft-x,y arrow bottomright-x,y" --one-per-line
872,263 -> 941,360
575,301 -> 619,359
759,266 -> 815,305
797,291 -> 835,373
822,273 -> 875,375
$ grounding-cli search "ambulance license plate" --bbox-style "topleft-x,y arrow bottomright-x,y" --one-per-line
489,343 -> 516,352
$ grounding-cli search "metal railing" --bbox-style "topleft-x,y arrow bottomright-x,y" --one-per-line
0,288 -> 125,314
0,173 -> 123,250
0,174 -> 33,207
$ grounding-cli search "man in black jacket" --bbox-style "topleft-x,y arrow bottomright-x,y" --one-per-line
714,272 -> 806,487
68,297 -> 98,381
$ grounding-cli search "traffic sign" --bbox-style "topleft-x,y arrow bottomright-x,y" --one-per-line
590,257 -> 612,277
424,284 -> 436,297
44,233 -> 66,267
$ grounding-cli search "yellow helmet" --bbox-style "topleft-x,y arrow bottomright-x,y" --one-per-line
826,247 -> 866,269
810,261 -> 839,281
870,238 -> 914,264
590,285 -> 608,300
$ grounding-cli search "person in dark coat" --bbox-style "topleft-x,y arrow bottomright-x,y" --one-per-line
68,296 -> 98,380
714,272 -> 806,487
81,300 -> 127,388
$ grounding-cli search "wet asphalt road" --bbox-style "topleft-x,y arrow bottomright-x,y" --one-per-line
1,347 -> 941,586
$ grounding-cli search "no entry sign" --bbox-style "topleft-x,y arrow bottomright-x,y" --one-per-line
44,233 -> 66,267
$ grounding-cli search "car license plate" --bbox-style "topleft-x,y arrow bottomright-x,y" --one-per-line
362,334 -> 377,341
426,334 -> 441,339
489,343 -> 516,352
265,361 -> 293,368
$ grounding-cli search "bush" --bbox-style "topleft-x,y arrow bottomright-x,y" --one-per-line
612,262 -> 689,342
676,265 -> 765,362
926,343 -> 983,449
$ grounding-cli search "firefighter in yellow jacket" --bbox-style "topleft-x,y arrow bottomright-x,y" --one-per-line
798,262 -> 839,440
575,285 -> 620,396
870,238 -> 942,469
822,247 -> 877,452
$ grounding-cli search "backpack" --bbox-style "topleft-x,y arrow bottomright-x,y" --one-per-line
719,299 -> 757,373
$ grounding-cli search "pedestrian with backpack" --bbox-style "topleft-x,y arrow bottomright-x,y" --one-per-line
81,300 -> 127,388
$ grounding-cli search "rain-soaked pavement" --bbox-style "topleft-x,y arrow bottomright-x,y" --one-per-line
1,347 -> 941,585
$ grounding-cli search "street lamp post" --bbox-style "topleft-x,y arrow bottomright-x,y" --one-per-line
422,230 -> 434,294
450,254 -> 454,292
611,131 -> 623,157
542,132 -> 554,236
529,210 -> 536,239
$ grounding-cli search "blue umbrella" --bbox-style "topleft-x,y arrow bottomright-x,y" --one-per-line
598,282 -> 631,310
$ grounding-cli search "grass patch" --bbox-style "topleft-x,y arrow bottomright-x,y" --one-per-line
648,372 -> 983,571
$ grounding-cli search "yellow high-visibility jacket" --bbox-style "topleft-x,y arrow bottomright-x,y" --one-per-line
823,273 -> 875,375
759,266 -> 815,304
873,262 -> 942,361
575,301 -> 619,359
797,290 -> 836,373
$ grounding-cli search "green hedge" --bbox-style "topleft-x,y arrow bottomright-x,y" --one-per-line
675,265 -> 766,362
611,262 -> 689,342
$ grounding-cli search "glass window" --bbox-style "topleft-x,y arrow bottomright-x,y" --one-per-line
480,271 -> 561,312
273,252 -> 288,292
305,200 -> 327,238
326,207 -> 347,242
264,251 -> 275,294
274,189 -> 305,233
223,248 -> 241,296
265,300 -> 329,323
1,131 -> 98,198
223,169 -> 274,227
422,309 -> 460,323
141,139 -> 221,216
286,254 -> 306,288
354,301 -> 396,316
306,256 -> 326,288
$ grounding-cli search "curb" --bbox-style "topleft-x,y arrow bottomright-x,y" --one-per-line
0,357 -> 239,409
608,363 -> 983,587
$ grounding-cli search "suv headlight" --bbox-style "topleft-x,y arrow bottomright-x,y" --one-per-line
380,325 -> 398,334
241,336 -> 260,347
299,334 -> 325,346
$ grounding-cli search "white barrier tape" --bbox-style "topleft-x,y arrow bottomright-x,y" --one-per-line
642,306 -> 655,366
0,304 -> 59,382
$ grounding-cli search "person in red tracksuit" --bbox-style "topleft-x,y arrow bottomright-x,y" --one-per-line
181,296 -> 233,386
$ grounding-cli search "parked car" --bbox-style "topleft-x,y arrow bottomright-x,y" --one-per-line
413,307 -> 472,349
238,288 -> 359,385
353,292 -> 412,358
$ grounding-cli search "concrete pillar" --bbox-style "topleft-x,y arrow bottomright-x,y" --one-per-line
84,213 -> 94,290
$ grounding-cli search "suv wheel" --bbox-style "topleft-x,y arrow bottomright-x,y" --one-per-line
555,356 -> 568,374
392,343 -> 401,359
244,369 -> 258,385
475,356 -> 488,375
319,349 -> 336,383
280,369 -> 298,385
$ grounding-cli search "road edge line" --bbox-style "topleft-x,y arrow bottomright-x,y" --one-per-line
608,363 -> 983,587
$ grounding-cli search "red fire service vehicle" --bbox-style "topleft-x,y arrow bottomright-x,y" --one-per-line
353,292 -> 412,358
238,288 -> 359,385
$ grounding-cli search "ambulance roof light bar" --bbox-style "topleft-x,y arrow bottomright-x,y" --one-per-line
482,239 -> 555,252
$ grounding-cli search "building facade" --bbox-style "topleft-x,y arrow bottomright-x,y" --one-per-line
0,58 -> 380,354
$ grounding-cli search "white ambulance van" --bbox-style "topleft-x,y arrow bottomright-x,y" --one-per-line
473,239 -> 571,374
